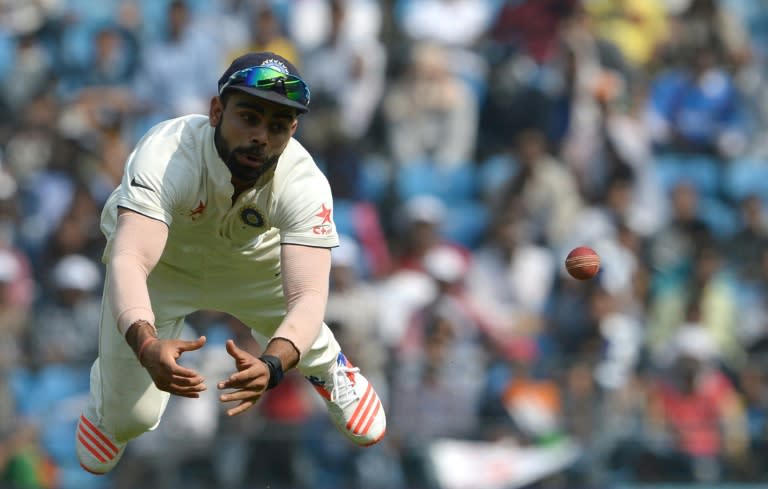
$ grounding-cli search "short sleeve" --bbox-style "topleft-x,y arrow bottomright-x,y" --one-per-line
273,161 -> 339,248
115,120 -> 200,225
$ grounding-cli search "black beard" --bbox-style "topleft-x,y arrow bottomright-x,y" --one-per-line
214,123 -> 278,182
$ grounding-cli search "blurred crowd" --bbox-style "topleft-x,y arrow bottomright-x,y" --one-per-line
2,0 -> 768,488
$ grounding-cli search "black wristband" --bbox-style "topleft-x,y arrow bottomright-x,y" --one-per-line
259,355 -> 284,390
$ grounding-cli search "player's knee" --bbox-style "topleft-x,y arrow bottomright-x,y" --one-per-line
110,402 -> 164,442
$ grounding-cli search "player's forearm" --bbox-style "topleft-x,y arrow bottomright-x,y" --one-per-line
272,290 -> 326,360
274,244 -> 331,358
108,252 -> 156,335
108,209 -> 169,336
263,295 -> 324,387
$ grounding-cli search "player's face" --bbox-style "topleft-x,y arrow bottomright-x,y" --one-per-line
209,92 -> 298,181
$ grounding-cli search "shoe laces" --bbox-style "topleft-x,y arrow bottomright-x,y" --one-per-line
329,364 -> 360,409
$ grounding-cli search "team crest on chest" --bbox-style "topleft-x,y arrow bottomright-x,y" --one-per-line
240,206 -> 265,228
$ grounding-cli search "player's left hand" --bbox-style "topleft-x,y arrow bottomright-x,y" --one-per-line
217,339 -> 270,416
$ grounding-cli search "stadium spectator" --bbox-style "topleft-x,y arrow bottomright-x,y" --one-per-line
648,181 -> 714,278
397,0 -> 495,49
229,2 -> 300,69
382,42 -> 478,168
0,247 -> 34,444
485,0 -> 580,65
0,32 -> 53,119
648,41 -> 749,159
301,0 -> 386,144
466,207 -> 555,344
27,254 -> 102,366
133,0 -> 221,122
390,309 -> 484,488
492,127 -> 584,248
647,245 -> 744,370
583,0 -> 669,70
287,0 -> 382,53
645,354 -> 748,483
0,0 -> 766,486
734,362 -> 768,479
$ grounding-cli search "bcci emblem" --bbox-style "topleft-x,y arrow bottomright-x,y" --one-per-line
240,207 -> 265,228
261,59 -> 289,74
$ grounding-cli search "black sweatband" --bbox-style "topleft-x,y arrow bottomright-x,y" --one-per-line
259,355 -> 284,390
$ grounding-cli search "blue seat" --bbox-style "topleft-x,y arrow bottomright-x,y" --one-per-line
359,155 -> 391,204
723,156 -> 768,203
0,34 -> 16,80
10,365 -> 90,418
455,66 -> 488,105
42,417 -> 79,465
269,0 -> 292,26
654,153 -> 721,196
332,199 -> 357,238
63,0 -> 119,25
58,465 -> 112,489
440,200 -> 491,249
394,0 -> 414,25
396,162 -> 477,202
699,196 -> 738,238
477,154 -> 518,199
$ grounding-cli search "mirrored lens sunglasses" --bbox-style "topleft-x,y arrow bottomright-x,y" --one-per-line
219,66 -> 311,106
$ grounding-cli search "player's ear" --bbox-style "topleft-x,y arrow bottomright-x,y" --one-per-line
290,117 -> 298,135
209,96 -> 224,126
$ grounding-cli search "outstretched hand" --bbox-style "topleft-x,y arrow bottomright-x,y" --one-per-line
218,339 -> 271,416
140,336 -> 207,398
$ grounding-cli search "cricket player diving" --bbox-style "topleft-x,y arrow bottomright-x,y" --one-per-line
75,52 -> 386,474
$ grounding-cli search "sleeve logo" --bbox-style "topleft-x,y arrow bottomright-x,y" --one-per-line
189,201 -> 206,220
312,203 -> 333,235
130,177 -> 155,192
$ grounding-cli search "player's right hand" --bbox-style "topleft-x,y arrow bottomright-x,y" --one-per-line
139,336 -> 208,398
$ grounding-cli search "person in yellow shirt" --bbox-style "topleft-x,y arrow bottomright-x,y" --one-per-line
229,5 -> 301,72
583,0 -> 669,69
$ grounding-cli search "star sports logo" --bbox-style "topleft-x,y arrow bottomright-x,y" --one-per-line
261,59 -> 289,74
312,203 -> 333,235
190,201 -> 205,220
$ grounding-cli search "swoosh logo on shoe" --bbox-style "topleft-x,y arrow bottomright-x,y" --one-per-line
130,177 -> 155,192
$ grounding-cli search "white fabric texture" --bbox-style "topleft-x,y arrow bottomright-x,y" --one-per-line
87,113 -> 345,443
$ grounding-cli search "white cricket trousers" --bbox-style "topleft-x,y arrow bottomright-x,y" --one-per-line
83,262 -> 341,443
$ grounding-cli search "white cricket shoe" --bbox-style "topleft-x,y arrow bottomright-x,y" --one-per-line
75,413 -> 126,474
306,352 -> 386,446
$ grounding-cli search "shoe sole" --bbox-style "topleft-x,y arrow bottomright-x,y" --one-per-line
360,428 -> 387,447
76,415 -> 124,474
79,462 -> 109,476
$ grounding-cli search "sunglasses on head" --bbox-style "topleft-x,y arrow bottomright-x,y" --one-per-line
219,66 -> 311,107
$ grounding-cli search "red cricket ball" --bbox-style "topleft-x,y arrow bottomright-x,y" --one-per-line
565,246 -> 601,280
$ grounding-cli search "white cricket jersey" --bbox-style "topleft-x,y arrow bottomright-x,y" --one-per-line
100,114 -> 339,304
